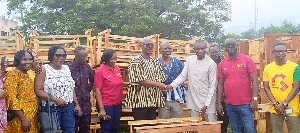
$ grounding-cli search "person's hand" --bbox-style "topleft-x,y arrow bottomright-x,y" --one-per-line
35,62 -> 43,74
165,85 -> 173,91
21,118 -> 31,132
0,89 -> 5,98
0,59 -> 8,76
99,108 -> 107,119
217,102 -> 224,116
53,97 -> 66,107
250,99 -> 258,113
199,105 -> 207,117
274,104 -> 285,114
157,83 -> 165,90
74,104 -> 82,117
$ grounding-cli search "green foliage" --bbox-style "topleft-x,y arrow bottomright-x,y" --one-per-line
240,20 -> 300,39
6,0 -> 231,43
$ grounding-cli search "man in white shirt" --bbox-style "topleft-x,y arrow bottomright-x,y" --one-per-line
166,40 -> 218,121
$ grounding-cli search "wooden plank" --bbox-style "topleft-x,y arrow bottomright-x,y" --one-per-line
128,117 -> 203,126
257,103 -> 270,112
0,47 -> 16,51
291,35 -> 300,55
30,35 -> 90,39
109,34 -> 143,42
0,36 -> 17,40
135,122 -> 222,133
264,35 -> 276,64
38,40 -> 78,45
0,43 -> 17,47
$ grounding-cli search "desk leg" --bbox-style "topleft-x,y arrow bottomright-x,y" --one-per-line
266,112 -> 271,133
130,125 -> 133,133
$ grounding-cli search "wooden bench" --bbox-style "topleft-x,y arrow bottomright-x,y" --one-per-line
128,117 -> 205,133
135,122 -> 222,133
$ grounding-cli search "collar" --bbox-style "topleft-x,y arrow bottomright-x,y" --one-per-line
225,52 -> 241,61
140,55 -> 155,62
100,63 -> 116,71
70,59 -> 87,68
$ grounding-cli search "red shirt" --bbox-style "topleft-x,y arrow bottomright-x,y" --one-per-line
94,63 -> 124,106
218,53 -> 257,105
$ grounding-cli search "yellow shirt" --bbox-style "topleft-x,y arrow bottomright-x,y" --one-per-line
263,61 -> 300,116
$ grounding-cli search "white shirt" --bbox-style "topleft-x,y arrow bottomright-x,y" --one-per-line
170,55 -> 217,113
43,64 -> 75,106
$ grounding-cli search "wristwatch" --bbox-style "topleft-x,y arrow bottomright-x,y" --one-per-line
253,97 -> 258,101
282,101 -> 288,107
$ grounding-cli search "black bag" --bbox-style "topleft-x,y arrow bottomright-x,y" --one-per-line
7,110 -> 15,121
39,94 -> 61,133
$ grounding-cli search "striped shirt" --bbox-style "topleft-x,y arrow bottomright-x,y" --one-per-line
125,55 -> 166,108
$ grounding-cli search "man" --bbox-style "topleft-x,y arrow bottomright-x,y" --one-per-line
167,40 -> 218,122
209,45 -> 229,133
66,46 -> 94,133
125,38 -> 168,120
157,41 -> 186,119
217,38 -> 258,133
263,42 -> 300,132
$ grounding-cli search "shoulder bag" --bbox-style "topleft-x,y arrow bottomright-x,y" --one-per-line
39,94 -> 61,133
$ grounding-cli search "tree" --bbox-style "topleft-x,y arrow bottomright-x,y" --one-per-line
6,0 -> 231,43
240,20 -> 300,39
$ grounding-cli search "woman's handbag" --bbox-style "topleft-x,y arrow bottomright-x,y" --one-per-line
39,94 -> 61,133
7,110 -> 15,121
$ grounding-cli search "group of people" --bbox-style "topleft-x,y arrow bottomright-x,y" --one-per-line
0,37 -> 299,133
0,45 -> 123,133
124,37 -> 300,133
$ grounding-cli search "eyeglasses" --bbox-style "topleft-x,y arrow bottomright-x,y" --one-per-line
143,43 -> 154,48
161,48 -> 172,51
55,54 -> 67,58
224,43 -> 237,47
210,51 -> 219,55
273,50 -> 287,54
194,48 -> 205,51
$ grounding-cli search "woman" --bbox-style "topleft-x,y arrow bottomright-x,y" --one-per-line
0,57 -> 8,132
27,51 -> 39,81
94,49 -> 123,133
3,50 -> 38,133
34,45 -> 81,132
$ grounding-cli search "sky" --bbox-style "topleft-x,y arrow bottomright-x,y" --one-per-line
223,0 -> 300,33
1,0 -> 300,34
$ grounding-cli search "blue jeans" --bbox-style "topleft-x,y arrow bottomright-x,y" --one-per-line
225,104 -> 255,133
41,103 -> 75,133
100,103 -> 122,133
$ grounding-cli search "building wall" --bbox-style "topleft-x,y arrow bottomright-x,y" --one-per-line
0,18 -> 18,36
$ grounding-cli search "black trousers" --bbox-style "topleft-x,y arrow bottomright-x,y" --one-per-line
132,107 -> 157,120
218,102 -> 230,133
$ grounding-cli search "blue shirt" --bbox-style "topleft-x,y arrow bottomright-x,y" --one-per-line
158,57 -> 186,103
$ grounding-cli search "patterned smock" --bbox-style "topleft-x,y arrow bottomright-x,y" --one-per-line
0,75 -> 7,132
3,70 -> 38,133
125,55 -> 166,108
42,64 -> 75,106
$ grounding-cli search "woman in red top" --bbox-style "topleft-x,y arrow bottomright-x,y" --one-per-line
94,49 -> 123,133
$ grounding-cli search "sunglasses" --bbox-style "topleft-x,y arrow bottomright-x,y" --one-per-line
55,54 -> 67,58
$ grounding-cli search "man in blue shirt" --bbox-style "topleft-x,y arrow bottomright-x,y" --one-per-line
157,41 -> 186,119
